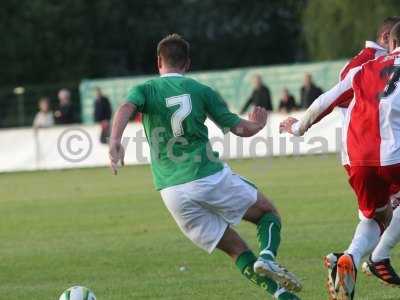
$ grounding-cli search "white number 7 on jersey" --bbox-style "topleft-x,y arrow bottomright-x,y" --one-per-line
166,94 -> 192,137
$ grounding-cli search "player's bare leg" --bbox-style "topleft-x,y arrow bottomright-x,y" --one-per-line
242,191 -> 279,223
242,192 -> 302,292
217,227 -> 301,300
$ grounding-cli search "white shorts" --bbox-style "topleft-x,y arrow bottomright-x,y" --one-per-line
160,165 -> 258,253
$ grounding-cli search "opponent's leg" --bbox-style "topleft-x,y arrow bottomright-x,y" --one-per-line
372,208 -> 400,262
371,167 -> 400,265
345,165 -> 391,268
332,166 -> 389,299
362,206 -> 400,285
243,192 -> 301,292
345,216 -> 382,268
332,217 -> 382,299
217,227 -> 300,300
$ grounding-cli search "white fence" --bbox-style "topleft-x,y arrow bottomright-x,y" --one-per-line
0,111 -> 343,173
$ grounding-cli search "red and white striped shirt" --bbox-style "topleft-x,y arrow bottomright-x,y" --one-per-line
338,41 -> 387,107
337,41 -> 387,164
307,42 -> 387,131
340,41 -> 387,80
293,48 -> 400,167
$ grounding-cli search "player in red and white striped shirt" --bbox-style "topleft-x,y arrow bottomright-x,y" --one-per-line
338,18 -> 400,198
309,17 -> 399,300
339,41 -> 387,81
281,20 -> 400,299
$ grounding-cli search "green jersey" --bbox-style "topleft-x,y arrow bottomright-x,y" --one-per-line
127,73 -> 241,190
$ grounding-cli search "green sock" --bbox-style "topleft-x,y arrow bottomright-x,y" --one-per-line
235,250 -> 279,296
257,213 -> 282,261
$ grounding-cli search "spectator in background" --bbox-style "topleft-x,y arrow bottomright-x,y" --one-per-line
55,88 -> 74,124
93,87 -> 112,144
278,88 -> 297,114
300,73 -> 323,108
240,74 -> 273,114
33,97 -> 54,128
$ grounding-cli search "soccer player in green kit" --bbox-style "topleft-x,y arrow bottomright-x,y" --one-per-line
109,34 -> 302,300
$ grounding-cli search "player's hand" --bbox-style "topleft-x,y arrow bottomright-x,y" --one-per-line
109,139 -> 125,175
249,106 -> 268,129
279,117 -> 299,134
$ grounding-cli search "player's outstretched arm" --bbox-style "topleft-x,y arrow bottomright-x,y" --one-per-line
109,102 -> 137,175
280,67 -> 360,136
231,106 -> 268,137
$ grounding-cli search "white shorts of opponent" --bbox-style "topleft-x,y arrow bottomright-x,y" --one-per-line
160,165 -> 258,253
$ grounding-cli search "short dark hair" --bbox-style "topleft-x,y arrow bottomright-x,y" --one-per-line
390,21 -> 400,46
378,16 -> 400,39
157,34 -> 190,68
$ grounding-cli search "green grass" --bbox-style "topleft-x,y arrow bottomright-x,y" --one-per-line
0,154 -> 399,300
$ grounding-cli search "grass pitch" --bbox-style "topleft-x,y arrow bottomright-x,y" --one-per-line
0,154 -> 399,300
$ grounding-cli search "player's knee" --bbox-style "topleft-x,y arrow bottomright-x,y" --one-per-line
217,228 -> 249,258
218,239 -> 249,259
243,193 -> 280,224
359,207 -> 393,234
359,217 -> 381,233
374,206 -> 392,227
232,242 -> 249,257
256,194 -> 279,215
250,202 -> 280,224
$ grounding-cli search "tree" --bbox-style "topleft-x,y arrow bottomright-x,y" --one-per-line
0,0 -> 306,86
303,0 -> 400,60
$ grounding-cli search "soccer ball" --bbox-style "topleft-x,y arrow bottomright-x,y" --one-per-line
59,286 -> 96,300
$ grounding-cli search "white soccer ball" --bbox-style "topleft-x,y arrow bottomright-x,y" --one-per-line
59,286 -> 96,300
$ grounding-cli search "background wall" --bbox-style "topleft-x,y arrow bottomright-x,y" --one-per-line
0,110 -> 342,173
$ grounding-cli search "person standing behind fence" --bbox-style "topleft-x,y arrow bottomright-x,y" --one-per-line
93,87 -> 112,144
278,88 -> 297,114
33,97 -> 54,128
33,97 -> 54,166
55,88 -> 74,124
299,73 -> 323,108
240,74 -> 273,114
